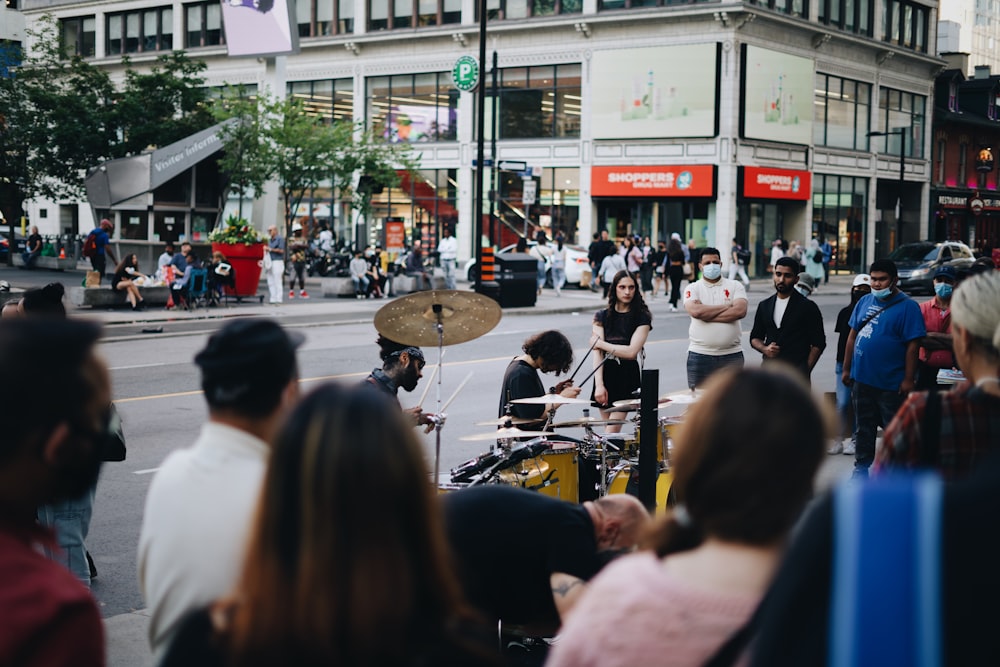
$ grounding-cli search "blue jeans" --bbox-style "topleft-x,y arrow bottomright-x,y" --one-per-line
38,485 -> 96,587
835,362 -> 851,439
686,351 -> 744,390
851,381 -> 905,472
21,250 -> 39,268
351,275 -> 370,294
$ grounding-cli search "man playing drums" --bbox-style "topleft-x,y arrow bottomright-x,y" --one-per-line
364,334 -> 435,430
498,330 -> 581,431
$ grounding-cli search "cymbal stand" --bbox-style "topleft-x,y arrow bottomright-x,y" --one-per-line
432,303 -> 444,486
578,408 -> 619,497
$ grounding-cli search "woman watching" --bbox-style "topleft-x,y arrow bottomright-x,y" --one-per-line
161,383 -> 496,667
111,253 -> 146,311
547,367 -> 826,667
590,270 -> 652,434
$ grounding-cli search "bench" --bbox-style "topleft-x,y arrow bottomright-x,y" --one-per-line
319,272 -> 447,298
13,255 -> 78,271
69,286 -> 171,308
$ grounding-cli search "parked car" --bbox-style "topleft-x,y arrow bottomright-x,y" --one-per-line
891,241 -> 975,294
0,231 -> 26,261
464,241 -> 591,287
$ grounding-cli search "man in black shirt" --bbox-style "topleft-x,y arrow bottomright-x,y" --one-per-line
21,226 -> 43,269
442,486 -> 649,635
364,334 -> 434,429
499,330 -> 580,430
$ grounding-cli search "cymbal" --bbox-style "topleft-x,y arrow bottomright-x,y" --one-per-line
611,398 -> 672,412
475,416 -> 537,426
510,395 -> 593,405
373,290 -> 502,347
460,428 -> 552,442
659,391 -> 703,405
552,417 -> 629,427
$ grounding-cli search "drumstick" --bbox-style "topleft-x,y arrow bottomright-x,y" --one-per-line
441,371 -> 473,413
567,337 -> 599,384
417,363 -> 440,408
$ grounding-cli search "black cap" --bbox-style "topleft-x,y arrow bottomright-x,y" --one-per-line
195,319 -> 304,394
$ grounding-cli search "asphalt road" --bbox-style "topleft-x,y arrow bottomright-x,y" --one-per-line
83,285 -> 857,620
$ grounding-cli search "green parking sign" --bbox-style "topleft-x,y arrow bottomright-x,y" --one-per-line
452,55 -> 480,92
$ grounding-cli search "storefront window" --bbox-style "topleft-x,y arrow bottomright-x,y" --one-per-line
120,212 -> 148,241
492,167 -> 580,243
490,64 -> 581,139
366,169 -> 459,250
814,73 -> 871,151
812,174 -> 868,273
288,78 -> 355,124
367,73 -> 459,142
876,87 -> 925,159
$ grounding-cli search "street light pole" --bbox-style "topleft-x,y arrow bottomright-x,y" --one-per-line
867,127 -> 907,249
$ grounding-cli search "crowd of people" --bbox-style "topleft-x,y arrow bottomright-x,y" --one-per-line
3,220 -> 1000,666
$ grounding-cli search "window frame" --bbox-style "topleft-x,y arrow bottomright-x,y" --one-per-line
298,0 -> 355,37
366,72 -> 459,143
875,87 -> 925,159
817,0 -> 873,36
369,0 -> 464,30
60,16 -> 96,58
814,73 -> 872,152
746,0 -> 808,19
881,0 -> 928,52
107,7 -> 173,55
184,1 -> 225,49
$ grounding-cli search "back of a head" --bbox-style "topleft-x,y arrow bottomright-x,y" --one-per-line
0,319 -> 101,461
595,494 -> 650,548
647,367 -> 826,556
951,271 -> 1000,358
20,283 -> 66,318
231,383 -> 461,663
195,319 -> 303,418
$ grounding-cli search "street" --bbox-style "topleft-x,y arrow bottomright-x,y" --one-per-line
81,281 -> 857,623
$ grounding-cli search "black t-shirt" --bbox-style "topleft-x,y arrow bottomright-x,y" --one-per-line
594,308 -> 652,345
499,359 -> 545,425
26,233 -> 42,253
442,486 -> 601,631
835,302 -> 857,363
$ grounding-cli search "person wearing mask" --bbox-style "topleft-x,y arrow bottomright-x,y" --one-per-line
768,239 -> 784,273
841,259 -> 926,478
349,251 -> 370,299
405,240 -> 431,291
547,367 -> 825,667
828,274 -> 871,456
531,232 -> 553,296
157,243 -> 176,277
287,223 -> 309,299
683,248 -> 748,389
914,265 -> 958,390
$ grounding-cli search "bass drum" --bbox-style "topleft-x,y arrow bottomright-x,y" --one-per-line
606,461 -> 675,510
496,442 -> 580,503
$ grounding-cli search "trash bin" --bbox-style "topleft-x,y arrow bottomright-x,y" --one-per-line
496,253 -> 538,308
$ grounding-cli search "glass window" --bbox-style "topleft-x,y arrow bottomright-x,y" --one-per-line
876,87 -> 925,158
206,4 -> 222,44
495,64 -> 580,139
297,0 -> 313,36
60,16 -> 96,58
317,0 -> 334,34
443,0 -> 461,22
814,74 -> 871,151
162,9 -> 174,49
288,78 -> 355,124
185,2 -> 226,47
366,73 -> 458,142
108,15 -> 123,54
125,13 -> 140,53
339,0 -> 355,31
370,0 -> 389,29
394,0 -> 413,28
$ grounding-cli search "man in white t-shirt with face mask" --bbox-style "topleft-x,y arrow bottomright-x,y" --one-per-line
683,247 -> 748,390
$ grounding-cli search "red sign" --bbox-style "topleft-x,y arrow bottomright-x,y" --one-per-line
591,165 -> 715,198
384,220 -> 406,252
970,197 -> 985,215
742,167 -> 811,200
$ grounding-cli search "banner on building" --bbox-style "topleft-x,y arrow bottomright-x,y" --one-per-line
221,0 -> 299,57
591,165 -> 715,198
741,45 -> 814,146
741,167 -> 811,200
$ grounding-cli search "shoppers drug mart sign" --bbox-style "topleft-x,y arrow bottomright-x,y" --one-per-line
741,166 -> 811,201
591,165 -> 715,198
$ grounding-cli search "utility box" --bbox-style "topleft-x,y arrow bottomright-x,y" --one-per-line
495,253 -> 538,308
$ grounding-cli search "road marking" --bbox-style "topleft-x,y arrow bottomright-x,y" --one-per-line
108,362 -> 177,371
133,468 -> 160,475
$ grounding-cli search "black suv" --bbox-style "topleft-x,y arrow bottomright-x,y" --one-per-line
891,241 -> 975,295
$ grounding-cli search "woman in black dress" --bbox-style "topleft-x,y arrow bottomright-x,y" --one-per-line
666,237 -> 686,312
590,270 -> 653,434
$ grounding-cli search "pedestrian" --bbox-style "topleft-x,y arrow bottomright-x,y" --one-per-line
625,236 -> 644,292
21,225 -> 42,269
598,249 -> 626,298
84,219 -> 118,284
591,270 -> 652,434
666,236 -> 686,312
157,243 -> 175,275
819,235 -> 833,283
768,239 -> 784,273
587,232 -> 603,291
0,318 -> 110,667
265,225 -> 285,304
161,384 -> 499,666
551,235 -> 567,296
828,274 -> 871,455
794,271 -> 816,298
840,258 -> 926,477
914,265 -> 957,390
530,231 -> 552,295
139,319 -> 303,660
405,240 -> 431,291
875,270 -> 1000,479
547,367 -> 825,667
437,226 -> 458,290
749,256 -> 826,382
349,251 -> 370,298
287,223 -> 309,299
729,237 -> 751,287
650,240 -> 667,298
683,247 -> 748,389
638,236 -> 654,296
804,239 -> 824,290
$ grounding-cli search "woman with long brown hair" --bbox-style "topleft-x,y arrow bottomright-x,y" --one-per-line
547,367 -> 826,667
161,383 -> 495,667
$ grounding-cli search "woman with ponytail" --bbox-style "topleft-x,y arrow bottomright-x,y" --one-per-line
877,270 -> 1000,479
546,367 -> 825,667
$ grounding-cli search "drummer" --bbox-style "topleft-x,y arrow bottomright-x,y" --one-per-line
499,330 -> 580,431
364,334 -> 435,430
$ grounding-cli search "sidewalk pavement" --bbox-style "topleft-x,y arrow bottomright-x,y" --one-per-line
97,271 -> 857,666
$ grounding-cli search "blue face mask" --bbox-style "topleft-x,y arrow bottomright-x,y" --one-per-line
872,287 -> 893,300
702,263 -> 722,280
934,282 -> 953,299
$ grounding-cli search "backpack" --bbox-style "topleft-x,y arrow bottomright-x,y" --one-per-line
812,250 -> 823,263
736,248 -> 752,265
82,231 -> 98,258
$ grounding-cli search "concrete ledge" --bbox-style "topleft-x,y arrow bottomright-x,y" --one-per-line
13,255 -> 77,271
69,286 -> 171,308
319,273 -> 448,298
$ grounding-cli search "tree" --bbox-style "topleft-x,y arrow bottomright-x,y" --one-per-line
212,89 -> 274,221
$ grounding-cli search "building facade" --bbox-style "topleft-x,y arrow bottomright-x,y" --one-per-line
937,0 -> 1000,78
19,0 -> 941,271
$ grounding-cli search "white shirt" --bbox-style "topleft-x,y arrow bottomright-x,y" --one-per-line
684,278 -> 747,355
138,422 -> 269,660
157,252 -> 173,269
773,294 -> 790,328
318,229 -> 334,252
437,235 -> 458,261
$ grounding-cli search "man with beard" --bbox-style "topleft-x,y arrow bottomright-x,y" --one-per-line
0,319 -> 110,666
749,256 -> 826,381
365,334 -> 435,429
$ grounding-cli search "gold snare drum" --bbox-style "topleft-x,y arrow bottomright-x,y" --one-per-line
496,443 -> 579,503
606,461 -> 674,510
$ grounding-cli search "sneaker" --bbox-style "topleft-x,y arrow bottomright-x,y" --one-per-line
827,440 -> 843,455
300,290 -> 309,298
669,304 -> 677,312
289,290 -> 295,299
842,439 -> 856,455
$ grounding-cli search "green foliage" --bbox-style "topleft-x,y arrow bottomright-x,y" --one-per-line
208,214 -> 263,244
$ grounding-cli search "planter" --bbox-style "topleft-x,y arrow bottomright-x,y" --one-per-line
212,242 -> 265,299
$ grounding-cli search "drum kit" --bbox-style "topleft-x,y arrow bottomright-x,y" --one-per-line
373,290 -> 703,510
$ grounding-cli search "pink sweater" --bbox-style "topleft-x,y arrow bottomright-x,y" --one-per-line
545,552 -> 759,667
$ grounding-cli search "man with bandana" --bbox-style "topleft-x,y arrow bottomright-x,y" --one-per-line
365,334 -> 435,429
0,319 -> 111,666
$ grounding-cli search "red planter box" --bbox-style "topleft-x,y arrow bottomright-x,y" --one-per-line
212,242 -> 264,298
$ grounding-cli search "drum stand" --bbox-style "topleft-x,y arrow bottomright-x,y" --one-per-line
578,409 -> 618,497
431,304 -> 446,486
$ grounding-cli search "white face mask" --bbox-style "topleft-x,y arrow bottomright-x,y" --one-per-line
794,285 -> 811,298
702,263 -> 722,280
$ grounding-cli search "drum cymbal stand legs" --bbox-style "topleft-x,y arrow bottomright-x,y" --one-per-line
432,304 -> 444,488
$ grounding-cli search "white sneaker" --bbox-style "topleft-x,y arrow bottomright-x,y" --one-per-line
842,439 -> 856,455
827,440 -> 843,455
670,304 -> 677,312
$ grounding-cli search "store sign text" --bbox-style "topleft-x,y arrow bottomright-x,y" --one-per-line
742,167 -> 811,201
591,165 -> 715,198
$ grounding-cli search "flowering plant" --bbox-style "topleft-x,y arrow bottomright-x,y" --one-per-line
208,215 -> 263,245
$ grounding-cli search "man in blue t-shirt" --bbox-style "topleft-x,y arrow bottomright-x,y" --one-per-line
87,219 -> 118,282
841,258 -> 925,477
